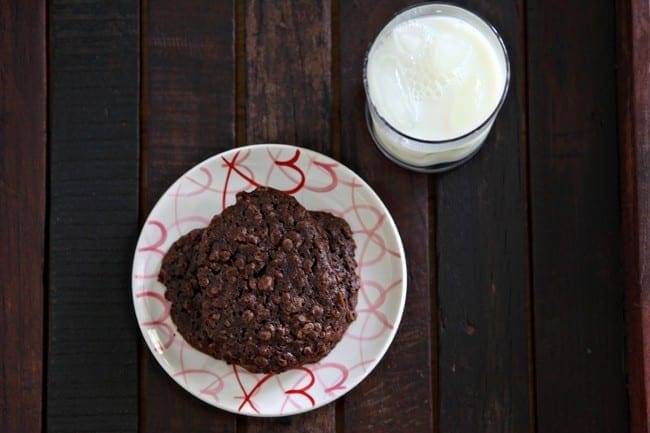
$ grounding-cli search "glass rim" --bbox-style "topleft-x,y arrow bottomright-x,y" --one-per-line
362,1 -> 511,146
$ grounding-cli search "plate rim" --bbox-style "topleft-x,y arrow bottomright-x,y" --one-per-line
131,143 -> 408,416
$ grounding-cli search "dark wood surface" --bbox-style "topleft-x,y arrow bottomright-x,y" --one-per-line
0,1 -> 46,433
527,2 -> 628,432
1,0 -> 646,432
47,1 -> 140,432
618,1 -> 650,432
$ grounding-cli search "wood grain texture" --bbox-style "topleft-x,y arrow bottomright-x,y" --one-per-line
0,1 -> 46,432
339,1 -> 434,432
140,0 -> 236,431
243,1 -> 334,429
617,1 -> 650,432
527,1 -> 629,432
47,1 -> 140,432
245,0 -> 331,149
238,405 -> 334,433
435,2 -> 531,432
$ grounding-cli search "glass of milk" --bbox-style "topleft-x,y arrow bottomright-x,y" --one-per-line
364,3 -> 510,172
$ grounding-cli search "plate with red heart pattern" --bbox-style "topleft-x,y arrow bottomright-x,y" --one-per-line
132,144 -> 406,416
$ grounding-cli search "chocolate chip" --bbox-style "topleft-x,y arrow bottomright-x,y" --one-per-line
258,275 -> 274,291
336,291 -> 346,307
281,238 -> 294,251
254,356 -> 269,368
302,259 -> 313,272
311,305 -> 324,317
242,310 -> 254,323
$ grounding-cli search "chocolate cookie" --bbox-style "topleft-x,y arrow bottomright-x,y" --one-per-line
158,228 -> 209,348
160,187 -> 359,374
310,211 -> 359,321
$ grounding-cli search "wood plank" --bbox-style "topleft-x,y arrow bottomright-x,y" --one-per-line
245,0 -> 332,150
527,1 -> 629,432
140,0 -> 237,431
0,1 -> 46,432
238,408 -> 334,433
434,2 -> 532,432
617,0 -> 650,432
47,1 -> 140,432
339,1 -> 434,432
241,0 -> 335,430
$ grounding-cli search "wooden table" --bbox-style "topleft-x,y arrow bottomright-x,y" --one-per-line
2,1 -> 648,432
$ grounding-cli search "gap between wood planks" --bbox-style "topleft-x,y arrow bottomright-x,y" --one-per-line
520,0 -> 538,431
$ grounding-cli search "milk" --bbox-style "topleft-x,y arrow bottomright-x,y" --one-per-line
365,5 -> 509,171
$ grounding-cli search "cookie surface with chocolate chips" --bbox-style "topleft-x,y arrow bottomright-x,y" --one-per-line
158,227 -> 208,348
310,211 -> 359,322
160,186 -> 359,374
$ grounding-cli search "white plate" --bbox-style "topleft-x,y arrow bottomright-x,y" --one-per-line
132,144 -> 407,416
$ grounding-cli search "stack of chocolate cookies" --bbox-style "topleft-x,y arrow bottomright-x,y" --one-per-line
159,187 -> 360,374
